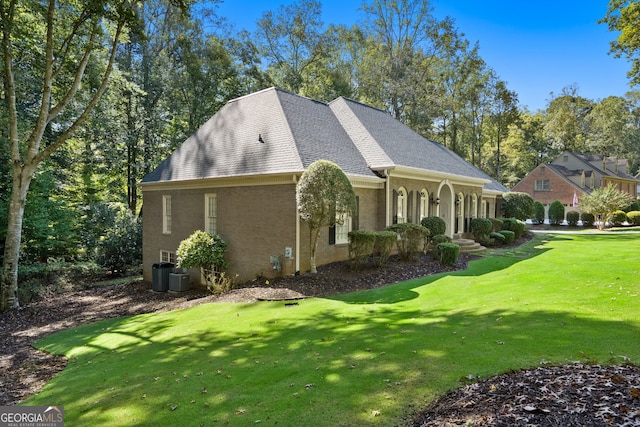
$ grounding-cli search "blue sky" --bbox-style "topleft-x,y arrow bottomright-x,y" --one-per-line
214,0 -> 633,112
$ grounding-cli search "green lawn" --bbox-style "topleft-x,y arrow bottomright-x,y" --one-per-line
28,234 -> 640,426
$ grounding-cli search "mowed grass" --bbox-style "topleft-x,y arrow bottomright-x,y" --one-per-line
28,234 -> 640,426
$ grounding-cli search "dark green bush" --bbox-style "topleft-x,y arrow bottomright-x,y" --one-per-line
566,210 -> 580,226
348,230 -> 376,268
470,218 -> 493,241
501,192 -> 535,220
498,229 -> 515,244
627,211 -> 640,225
490,231 -> 506,245
374,231 -> 398,267
420,216 -> 446,238
534,201 -> 545,224
431,234 -> 451,248
625,200 -> 640,212
611,210 -> 627,226
96,209 -> 142,273
581,212 -> 595,227
386,223 -> 430,261
501,218 -> 526,239
548,200 -> 565,225
490,218 -> 503,231
436,243 -> 460,266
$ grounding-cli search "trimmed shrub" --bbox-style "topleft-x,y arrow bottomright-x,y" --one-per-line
627,211 -> 640,225
548,200 -> 565,225
581,212 -> 595,227
498,229 -> 515,244
421,216 -> 446,238
611,210 -> 627,226
501,192 -> 535,220
431,234 -> 451,245
534,201 -> 545,224
470,218 -> 493,241
490,218 -> 503,231
177,231 -> 228,293
374,231 -> 397,267
348,230 -> 376,268
386,223 -> 430,261
436,242 -> 460,266
566,210 -> 580,226
490,231 -> 506,245
501,218 -> 526,240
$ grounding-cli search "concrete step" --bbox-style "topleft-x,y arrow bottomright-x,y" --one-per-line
452,238 -> 486,254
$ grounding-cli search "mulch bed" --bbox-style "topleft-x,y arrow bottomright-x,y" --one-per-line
2,234 -> 639,426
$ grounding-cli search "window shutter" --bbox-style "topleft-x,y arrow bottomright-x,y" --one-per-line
407,191 -> 413,223
329,204 -> 336,245
392,190 -> 398,224
353,196 -> 360,231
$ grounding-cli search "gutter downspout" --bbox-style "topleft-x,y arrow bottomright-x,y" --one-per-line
385,169 -> 391,227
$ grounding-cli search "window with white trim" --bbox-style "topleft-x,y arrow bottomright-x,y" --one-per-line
160,250 -> 176,264
205,193 -> 217,234
535,180 -> 550,191
419,189 -> 429,220
162,195 -> 172,234
397,187 -> 407,223
335,214 -> 351,245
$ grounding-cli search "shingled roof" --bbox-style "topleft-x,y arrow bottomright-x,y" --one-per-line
142,87 -> 508,193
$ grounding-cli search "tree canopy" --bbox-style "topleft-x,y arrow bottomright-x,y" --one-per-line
579,185 -> 633,230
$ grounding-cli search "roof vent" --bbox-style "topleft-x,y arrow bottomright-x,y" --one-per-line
258,134 -> 265,143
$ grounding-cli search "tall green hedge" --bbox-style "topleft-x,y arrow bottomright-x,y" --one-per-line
548,200 -> 565,225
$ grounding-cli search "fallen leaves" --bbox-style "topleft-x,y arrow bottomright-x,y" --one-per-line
412,363 -> 640,426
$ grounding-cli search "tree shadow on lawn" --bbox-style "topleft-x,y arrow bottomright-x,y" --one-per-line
30,301 -> 640,426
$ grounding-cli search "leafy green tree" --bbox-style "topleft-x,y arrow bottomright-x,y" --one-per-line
544,85 -> 593,153
253,0 -> 329,94
600,0 -> 640,85
579,184 -> 633,230
1,0 -> 182,311
501,192 -> 535,220
297,160 -> 356,273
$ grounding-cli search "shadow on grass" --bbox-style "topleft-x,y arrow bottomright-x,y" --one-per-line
331,233 -> 560,305
31,301 -> 640,426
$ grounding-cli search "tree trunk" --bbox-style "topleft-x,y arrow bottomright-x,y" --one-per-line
1,165 -> 35,311
309,226 -> 321,274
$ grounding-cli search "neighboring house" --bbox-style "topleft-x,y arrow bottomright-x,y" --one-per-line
512,151 -> 638,216
140,87 -> 508,283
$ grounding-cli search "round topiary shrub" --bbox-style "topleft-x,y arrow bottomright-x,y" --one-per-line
490,231 -> 506,245
501,218 -> 526,239
498,229 -> 515,244
436,242 -> 460,266
548,200 -> 565,225
421,216 -> 446,237
566,210 -> 580,226
501,192 -> 535,220
490,218 -> 503,231
611,210 -> 627,227
581,212 -> 595,227
470,218 -> 493,241
534,201 -> 545,224
626,211 -> 640,226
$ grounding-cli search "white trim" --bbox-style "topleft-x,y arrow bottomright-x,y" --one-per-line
162,195 -> 172,234
205,193 -> 217,235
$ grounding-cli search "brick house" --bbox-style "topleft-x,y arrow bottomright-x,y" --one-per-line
140,87 -> 507,284
512,151 -> 638,218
